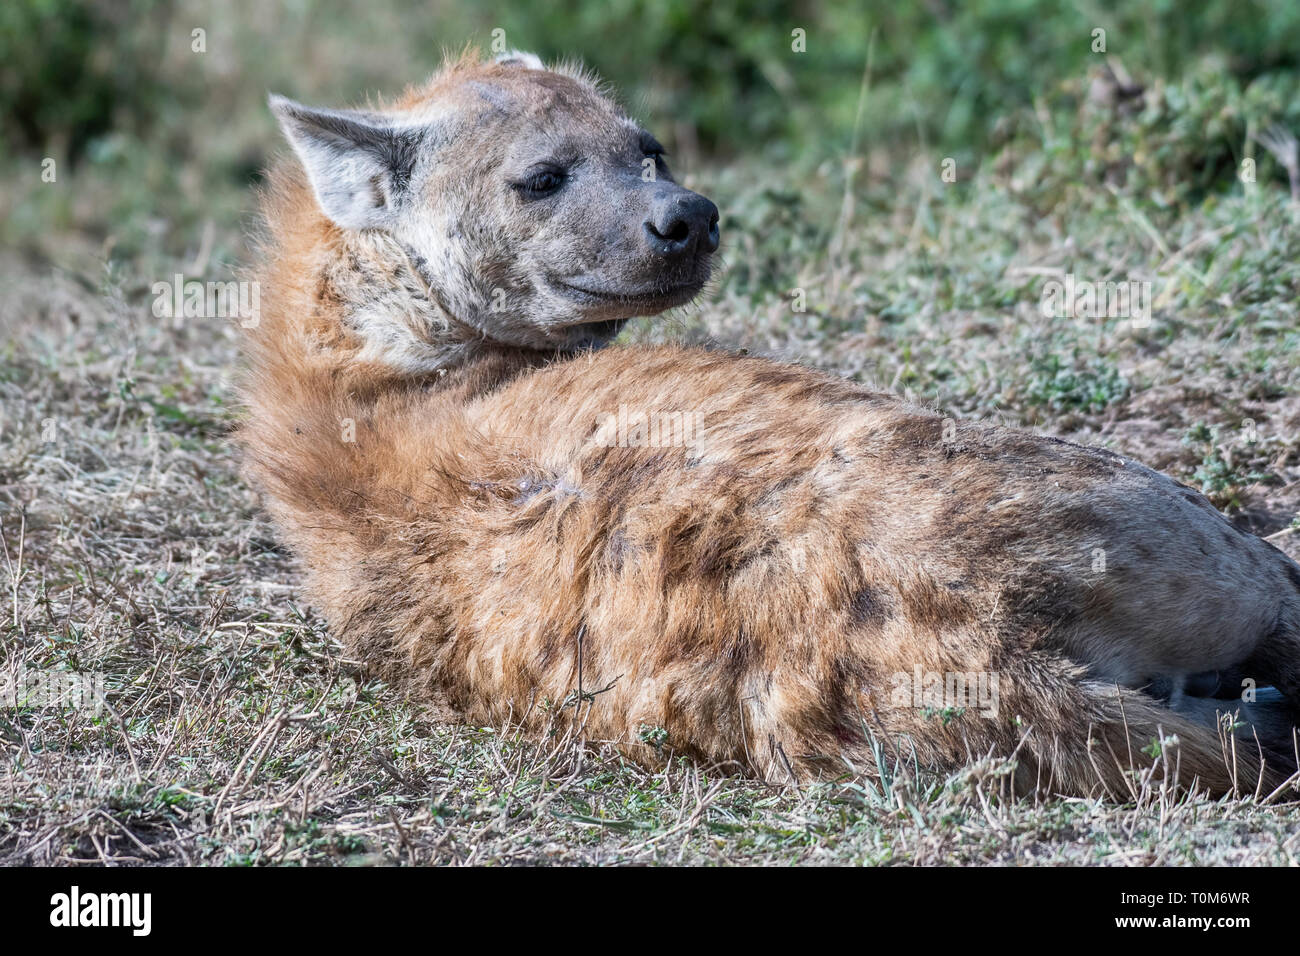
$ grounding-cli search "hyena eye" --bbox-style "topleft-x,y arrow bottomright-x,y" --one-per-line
639,133 -> 666,162
639,134 -> 669,176
515,168 -> 566,199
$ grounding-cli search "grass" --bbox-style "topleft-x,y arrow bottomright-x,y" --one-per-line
4,7 -> 1300,866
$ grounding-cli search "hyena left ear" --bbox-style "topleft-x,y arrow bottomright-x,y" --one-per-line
494,49 -> 544,69
269,93 -> 423,231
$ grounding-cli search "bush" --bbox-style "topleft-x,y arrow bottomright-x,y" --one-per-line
0,0 -> 176,164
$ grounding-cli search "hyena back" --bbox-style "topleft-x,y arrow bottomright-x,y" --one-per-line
239,51 -> 1300,797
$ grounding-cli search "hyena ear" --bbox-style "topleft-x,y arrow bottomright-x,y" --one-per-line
494,49 -> 545,69
269,93 -> 422,231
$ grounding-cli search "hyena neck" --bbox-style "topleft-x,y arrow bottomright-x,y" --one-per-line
256,165 -> 547,388
317,228 -> 489,375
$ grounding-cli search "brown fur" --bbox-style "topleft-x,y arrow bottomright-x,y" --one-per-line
238,53 -> 1300,798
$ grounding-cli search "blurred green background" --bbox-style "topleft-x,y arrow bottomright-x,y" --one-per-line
3,0 -> 1300,272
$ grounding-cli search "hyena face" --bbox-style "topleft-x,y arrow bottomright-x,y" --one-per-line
271,51 -> 719,351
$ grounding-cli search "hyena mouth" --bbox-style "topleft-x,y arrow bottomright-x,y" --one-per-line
550,275 -> 707,312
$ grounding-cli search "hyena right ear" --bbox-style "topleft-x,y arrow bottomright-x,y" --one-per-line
494,50 -> 545,69
269,94 -> 423,231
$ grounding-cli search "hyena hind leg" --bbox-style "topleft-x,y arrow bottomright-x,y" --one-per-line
1184,608 -> 1300,770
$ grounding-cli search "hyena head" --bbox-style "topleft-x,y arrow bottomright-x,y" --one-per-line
270,50 -> 719,354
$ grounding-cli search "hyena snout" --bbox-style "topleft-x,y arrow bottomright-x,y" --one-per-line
644,189 -> 721,261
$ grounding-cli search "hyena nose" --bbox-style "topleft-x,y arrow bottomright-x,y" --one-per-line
644,192 -> 720,258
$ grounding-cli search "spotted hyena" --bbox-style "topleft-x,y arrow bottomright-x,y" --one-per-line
238,50 -> 1300,797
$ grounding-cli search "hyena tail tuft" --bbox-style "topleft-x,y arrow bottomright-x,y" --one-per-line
943,653 -> 1296,799
1029,674 -> 1295,799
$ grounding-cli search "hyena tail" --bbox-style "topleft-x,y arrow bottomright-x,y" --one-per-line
910,652 -> 1298,799
1052,679 -> 1294,798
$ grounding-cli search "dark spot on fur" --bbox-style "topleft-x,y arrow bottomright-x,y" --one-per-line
721,627 -> 755,685
849,586 -> 886,624
747,366 -> 809,390
1180,489 -> 1219,514
604,528 -> 632,573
